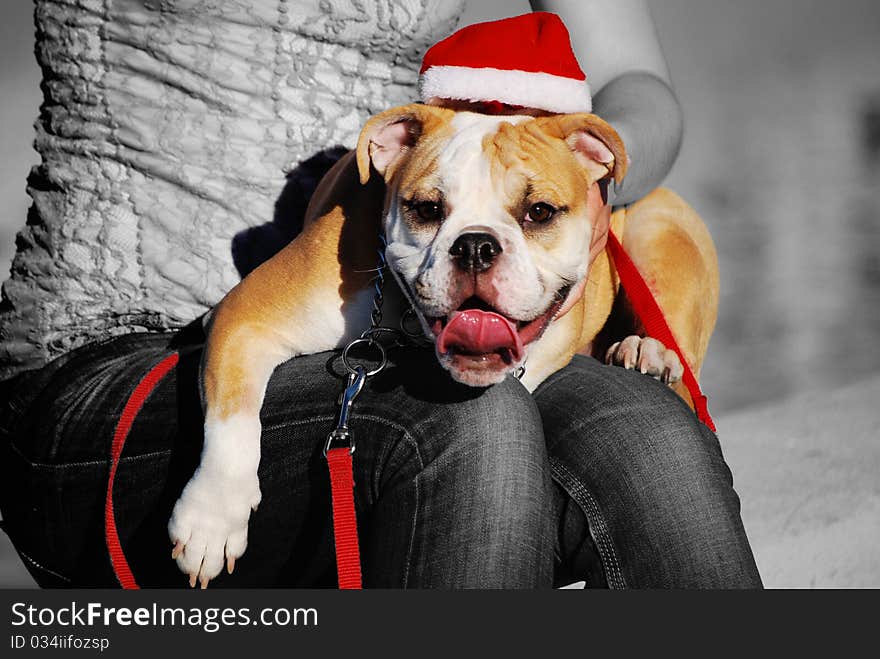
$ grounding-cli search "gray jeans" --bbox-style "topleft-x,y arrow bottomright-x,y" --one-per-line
0,332 -> 761,588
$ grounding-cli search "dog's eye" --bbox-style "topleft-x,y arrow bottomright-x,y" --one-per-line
413,201 -> 443,222
526,202 -> 556,224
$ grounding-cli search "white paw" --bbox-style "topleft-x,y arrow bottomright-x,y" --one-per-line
168,415 -> 262,588
605,335 -> 684,384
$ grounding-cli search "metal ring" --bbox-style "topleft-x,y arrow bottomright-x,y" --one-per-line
341,337 -> 387,377
399,307 -> 424,340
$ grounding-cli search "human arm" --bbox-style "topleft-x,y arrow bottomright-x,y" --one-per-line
528,0 -> 683,205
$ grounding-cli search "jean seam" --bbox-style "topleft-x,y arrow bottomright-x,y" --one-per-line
355,414 -> 423,589
15,546 -> 72,584
349,413 -> 416,493
403,440 -> 421,590
263,412 -> 414,438
550,457 -> 627,589
262,415 -> 336,433
8,442 -> 171,470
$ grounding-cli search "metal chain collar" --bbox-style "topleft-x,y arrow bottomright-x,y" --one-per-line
339,234 -> 423,378
326,235 -> 416,455
326,233 -> 525,455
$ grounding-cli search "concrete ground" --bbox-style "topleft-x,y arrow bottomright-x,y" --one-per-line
3,374 -> 878,588
719,376 -> 880,588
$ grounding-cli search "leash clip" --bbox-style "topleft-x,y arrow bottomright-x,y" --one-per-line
324,367 -> 366,456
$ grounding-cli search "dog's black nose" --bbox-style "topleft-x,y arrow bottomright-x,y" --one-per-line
449,233 -> 503,272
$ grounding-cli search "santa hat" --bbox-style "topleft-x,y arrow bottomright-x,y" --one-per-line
419,12 -> 591,114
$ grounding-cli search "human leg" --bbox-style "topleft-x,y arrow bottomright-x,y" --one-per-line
352,349 -> 555,588
0,334 -> 554,588
535,355 -> 762,588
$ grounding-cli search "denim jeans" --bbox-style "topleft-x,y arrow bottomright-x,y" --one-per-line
0,330 -> 761,588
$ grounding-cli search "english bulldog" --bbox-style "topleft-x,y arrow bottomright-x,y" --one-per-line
168,103 -> 719,587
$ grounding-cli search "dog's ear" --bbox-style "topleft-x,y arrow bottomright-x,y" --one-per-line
536,113 -> 628,185
356,103 -> 454,185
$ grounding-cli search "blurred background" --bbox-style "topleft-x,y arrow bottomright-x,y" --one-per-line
1,1 -> 878,587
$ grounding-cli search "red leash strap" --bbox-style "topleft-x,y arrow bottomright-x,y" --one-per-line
106,350 -> 363,590
105,352 -> 180,589
605,230 -> 716,431
326,448 -> 363,589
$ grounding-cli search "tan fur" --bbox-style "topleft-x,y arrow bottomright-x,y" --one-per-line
203,105 -> 716,421
535,113 -> 629,184
202,151 -> 386,420
481,119 -> 594,253
176,105 -> 720,585
567,189 -> 719,408
357,104 -> 456,185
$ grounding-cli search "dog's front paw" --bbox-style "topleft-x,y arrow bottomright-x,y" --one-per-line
605,335 -> 684,384
168,415 -> 262,587
168,468 -> 260,588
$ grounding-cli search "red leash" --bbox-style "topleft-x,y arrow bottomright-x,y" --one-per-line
606,229 -> 716,431
105,351 -> 362,589
325,448 -> 363,588
105,352 -> 179,589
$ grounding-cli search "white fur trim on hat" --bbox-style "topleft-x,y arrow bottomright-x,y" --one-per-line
419,65 -> 592,114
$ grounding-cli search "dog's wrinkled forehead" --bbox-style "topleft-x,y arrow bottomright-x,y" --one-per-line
394,112 -> 597,220
414,114 -> 531,224
437,112 -> 533,177
393,113 -> 520,197
357,103 -> 626,197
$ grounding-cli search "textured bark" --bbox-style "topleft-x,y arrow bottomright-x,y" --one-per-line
0,0 -> 462,379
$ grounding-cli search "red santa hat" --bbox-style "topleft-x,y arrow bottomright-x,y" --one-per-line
419,12 -> 591,114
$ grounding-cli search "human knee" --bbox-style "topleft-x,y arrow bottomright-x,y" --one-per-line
363,376 -> 554,588
419,376 -> 545,466
370,375 -> 548,511
539,357 -> 718,461
545,362 -> 731,504
539,360 -> 760,586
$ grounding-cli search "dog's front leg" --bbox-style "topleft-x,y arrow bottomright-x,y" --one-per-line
168,314 -> 291,588
168,193 -> 377,587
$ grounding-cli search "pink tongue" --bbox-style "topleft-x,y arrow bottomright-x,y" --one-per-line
437,310 -> 524,360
